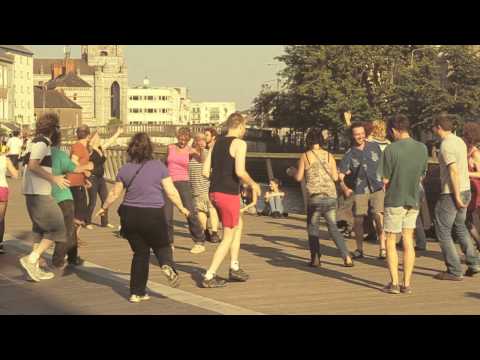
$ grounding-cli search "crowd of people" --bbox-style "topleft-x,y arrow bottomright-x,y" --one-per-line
2,109 -> 480,302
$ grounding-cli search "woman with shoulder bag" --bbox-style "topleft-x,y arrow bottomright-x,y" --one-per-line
96,133 -> 190,303
287,128 -> 354,268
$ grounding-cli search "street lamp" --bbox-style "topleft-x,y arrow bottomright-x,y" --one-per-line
410,45 -> 441,68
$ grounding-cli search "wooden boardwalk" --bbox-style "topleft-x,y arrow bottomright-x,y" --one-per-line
2,178 -> 480,315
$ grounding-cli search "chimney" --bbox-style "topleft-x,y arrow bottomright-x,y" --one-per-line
65,58 -> 76,74
52,63 -> 63,80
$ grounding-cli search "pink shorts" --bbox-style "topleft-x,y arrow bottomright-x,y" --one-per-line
210,192 -> 241,229
0,187 -> 8,202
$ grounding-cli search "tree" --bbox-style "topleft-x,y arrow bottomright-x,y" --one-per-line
253,45 -> 480,140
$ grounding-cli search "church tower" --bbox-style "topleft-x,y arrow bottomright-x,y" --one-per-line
80,45 -> 128,125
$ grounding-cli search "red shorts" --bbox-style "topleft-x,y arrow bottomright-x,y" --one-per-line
0,187 -> 8,202
210,192 -> 241,229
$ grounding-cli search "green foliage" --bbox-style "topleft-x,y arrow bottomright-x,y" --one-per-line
253,45 -> 480,134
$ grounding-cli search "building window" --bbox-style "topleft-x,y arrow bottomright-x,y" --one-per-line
73,93 -> 77,101
131,96 -> 139,101
147,96 -> 154,100
100,51 -> 108,56
209,107 -> 220,121
146,109 -> 154,113
132,108 -> 139,113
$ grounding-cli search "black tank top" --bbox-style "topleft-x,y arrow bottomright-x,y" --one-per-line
209,136 -> 240,195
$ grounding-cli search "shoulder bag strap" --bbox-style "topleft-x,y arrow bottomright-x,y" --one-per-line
125,162 -> 147,194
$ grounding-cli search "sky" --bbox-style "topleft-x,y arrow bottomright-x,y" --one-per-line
29,45 -> 285,110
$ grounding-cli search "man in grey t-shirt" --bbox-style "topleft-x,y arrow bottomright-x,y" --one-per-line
432,114 -> 480,280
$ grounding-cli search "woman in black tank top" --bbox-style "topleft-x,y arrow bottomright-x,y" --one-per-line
209,136 -> 240,195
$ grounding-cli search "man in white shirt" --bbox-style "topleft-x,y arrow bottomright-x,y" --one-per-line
19,113 -> 70,282
6,130 -> 23,169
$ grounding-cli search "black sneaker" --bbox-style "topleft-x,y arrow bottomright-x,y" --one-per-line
229,268 -> 250,282
201,276 -> 227,288
209,232 -> 220,243
465,268 -> 480,277
68,257 -> 85,266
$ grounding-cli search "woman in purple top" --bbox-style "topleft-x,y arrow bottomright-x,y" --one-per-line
97,133 -> 190,303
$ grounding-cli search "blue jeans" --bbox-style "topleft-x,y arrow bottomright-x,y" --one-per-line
268,196 -> 284,214
434,191 -> 480,277
307,195 -> 350,259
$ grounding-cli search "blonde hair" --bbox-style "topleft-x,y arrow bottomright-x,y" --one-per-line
371,120 -> 387,141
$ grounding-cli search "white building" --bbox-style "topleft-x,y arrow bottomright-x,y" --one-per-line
0,49 -> 14,122
0,45 -> 34,126
189,101 -> 236,125
127,78 -> 190,125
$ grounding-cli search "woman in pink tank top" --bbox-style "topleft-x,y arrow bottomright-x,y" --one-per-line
165,127 -> 206,252
463,122 -> 480,250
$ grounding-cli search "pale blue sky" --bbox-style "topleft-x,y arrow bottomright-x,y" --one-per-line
30,45 -> 285,110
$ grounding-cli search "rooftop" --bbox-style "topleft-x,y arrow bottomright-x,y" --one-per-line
0,49 -> 14,63
46,72 -> 92,89
34,58 -> 95,76
0,45 -> 34,56
34,86 -> 82,109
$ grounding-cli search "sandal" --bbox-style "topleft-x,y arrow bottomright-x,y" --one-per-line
351,249 -> 364,259
378,248 -> 387,260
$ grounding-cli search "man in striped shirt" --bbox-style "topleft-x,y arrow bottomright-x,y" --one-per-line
19,113 -> 71,282
189,133 -> 220,243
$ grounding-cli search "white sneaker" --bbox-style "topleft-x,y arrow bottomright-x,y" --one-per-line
106,224 -> 115,229
36,263 -> 55,280
85,225 -> 94,230
129,294 -> 151,303
190,244 -> 206,254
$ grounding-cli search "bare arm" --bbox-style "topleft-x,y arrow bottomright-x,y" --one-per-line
202,145 -> 213,179
448,162 -> 466,207
99,181 -> 124,211
162,177 -> 190,217
234,140 -> 260,197
102,128 -> 123,149
469,151 -> 480,178
329,154 -> 339,182
6,158 -> 18,179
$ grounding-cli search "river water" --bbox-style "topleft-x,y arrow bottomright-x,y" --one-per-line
257,183 -> 305,214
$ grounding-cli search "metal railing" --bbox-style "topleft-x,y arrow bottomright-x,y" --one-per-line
59,143 -> 439,214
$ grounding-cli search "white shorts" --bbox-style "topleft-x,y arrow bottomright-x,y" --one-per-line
384,207 -> 419,234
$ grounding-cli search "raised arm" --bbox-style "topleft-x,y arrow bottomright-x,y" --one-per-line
102,127 -> 123,149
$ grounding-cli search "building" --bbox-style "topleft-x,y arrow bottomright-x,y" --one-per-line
189,101 -> 236,125
34,86 -> 82,128
45,58 -> 94,123
0,49 -> 14,123
127,77 -> 190,125
0,45 -> 34,127
34,45 -> 128,126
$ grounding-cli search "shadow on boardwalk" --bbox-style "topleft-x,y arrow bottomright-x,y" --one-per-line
241,241 -> 385,292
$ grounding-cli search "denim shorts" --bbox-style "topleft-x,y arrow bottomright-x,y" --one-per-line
384,206 -> 419,234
